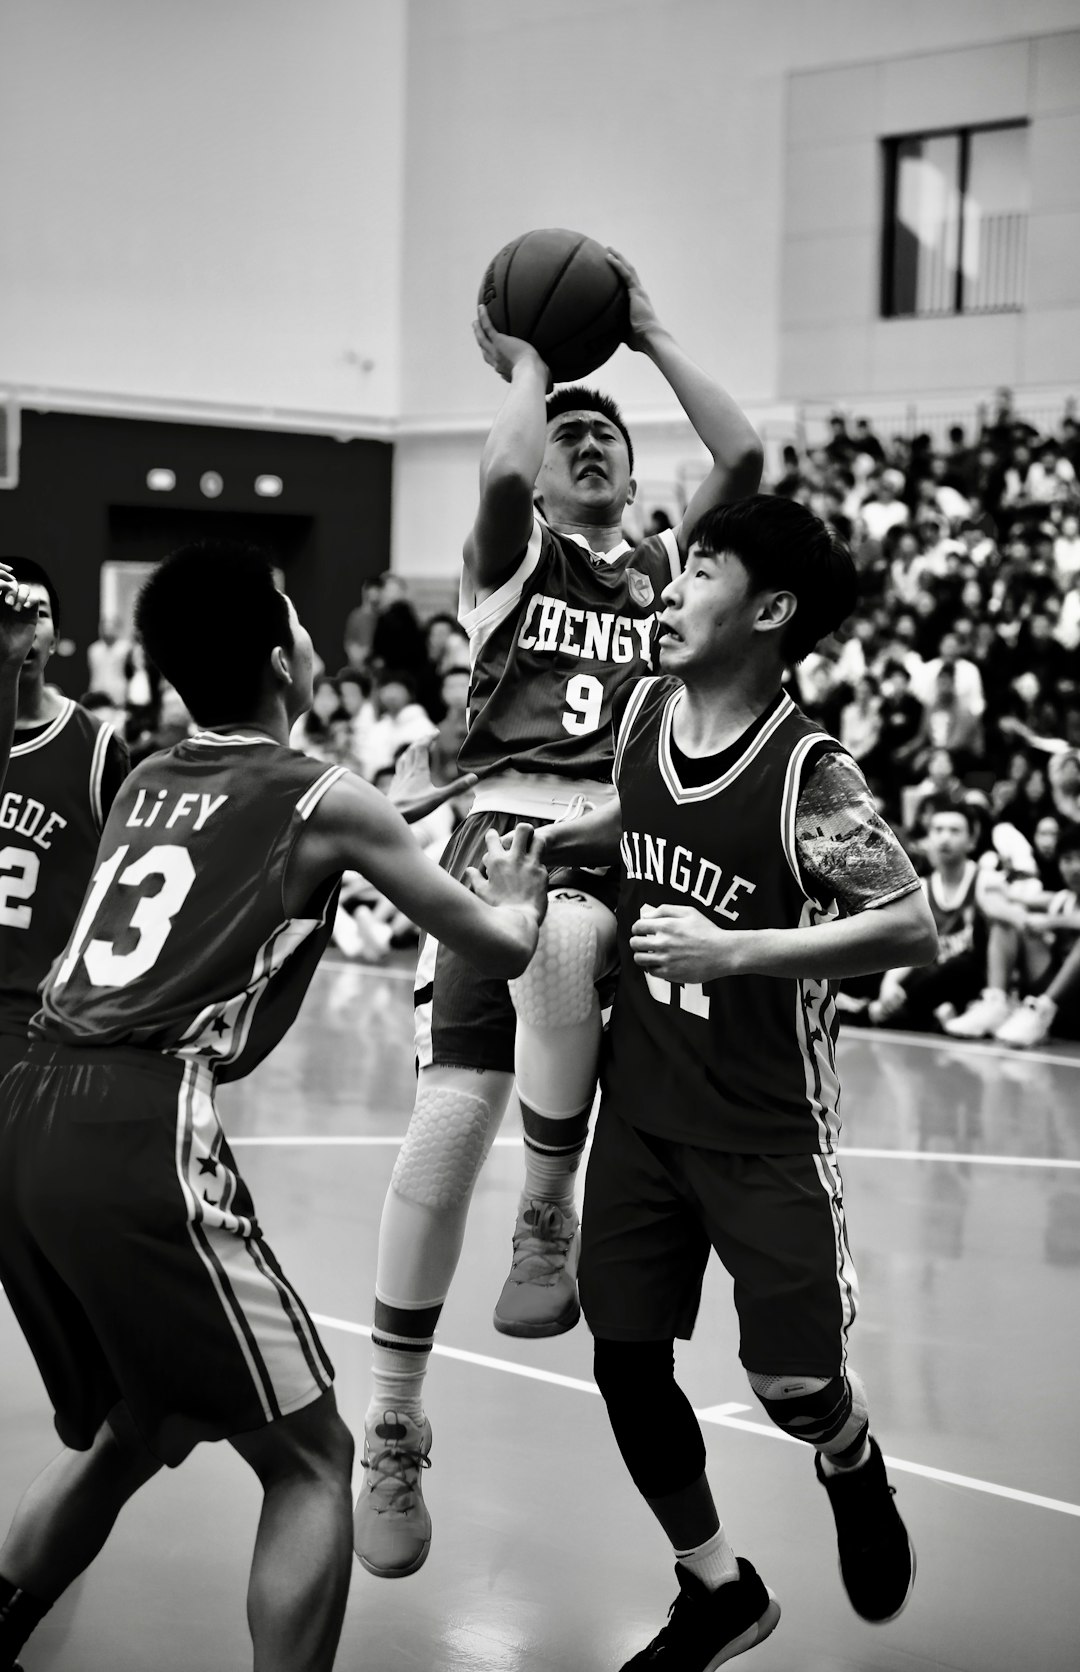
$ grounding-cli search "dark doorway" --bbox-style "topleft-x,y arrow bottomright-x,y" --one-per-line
107,504 -> 315,568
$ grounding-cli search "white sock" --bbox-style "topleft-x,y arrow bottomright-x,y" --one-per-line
521,1128 -> 587,1209
675,1525 -> 740,1591
365,1343 -> 429,1430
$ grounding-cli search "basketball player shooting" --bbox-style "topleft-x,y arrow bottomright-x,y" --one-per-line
355,248 -> 764,1580
518,495 -> 935,1667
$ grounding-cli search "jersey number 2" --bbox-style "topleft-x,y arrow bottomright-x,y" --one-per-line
53,843 -> 196,990
0,846 -> 41,929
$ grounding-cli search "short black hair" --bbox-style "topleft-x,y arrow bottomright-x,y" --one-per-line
929,801 -> 978,836
688,494 -> 859,664
1057,823 -> 1080,859
545,386 -> 633,474
135,540 -> 293,725
1,554 -> 60,633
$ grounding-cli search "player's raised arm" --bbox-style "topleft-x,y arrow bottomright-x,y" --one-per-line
463,305 -> 550,593
606,250 -> 763,545
288,773 -> 548,977
0,566 -> 40,793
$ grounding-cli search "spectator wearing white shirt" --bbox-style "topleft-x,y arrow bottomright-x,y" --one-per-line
858,469 -> 910,543
1053,513 -> 1080,588
914,631 -> 986,719
359,668 -> 438,781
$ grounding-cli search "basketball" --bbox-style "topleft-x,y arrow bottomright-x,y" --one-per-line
478,228 -> 630,383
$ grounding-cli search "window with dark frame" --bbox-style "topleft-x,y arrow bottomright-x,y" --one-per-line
881,122 -> 1028,319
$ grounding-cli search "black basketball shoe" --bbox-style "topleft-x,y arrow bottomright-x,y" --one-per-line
620,1557 -> 780,1670
816,1437 -> 916,1622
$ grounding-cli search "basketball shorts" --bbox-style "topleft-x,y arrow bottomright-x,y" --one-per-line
0,1028 -> 30,1083
579,1100 -> 858,1377
414,808 -> 618,1073
0,1041 -> 334,1466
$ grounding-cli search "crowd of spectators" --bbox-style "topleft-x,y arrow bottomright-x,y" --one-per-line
78,387 -> 1080,1035
774,388 -> 1080,1050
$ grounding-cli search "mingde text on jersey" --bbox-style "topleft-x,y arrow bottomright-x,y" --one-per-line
0,792 -> 67,851
620,829 -> 757,921
518,594 -> 655,664
125,789 -> 228,830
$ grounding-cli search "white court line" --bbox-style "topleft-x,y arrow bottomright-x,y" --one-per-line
231,1134 -> 1080,1168
838,1025 -> 1080,1072
326,964 -> 1080,1072
312,1311 -> 1080,1520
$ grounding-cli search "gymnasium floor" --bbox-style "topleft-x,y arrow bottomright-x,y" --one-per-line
3,954 -> 1079,1672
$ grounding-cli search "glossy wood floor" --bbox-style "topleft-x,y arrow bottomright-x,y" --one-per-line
3,955 -> 1079,1671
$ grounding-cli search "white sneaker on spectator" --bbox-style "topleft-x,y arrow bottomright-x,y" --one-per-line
993,994 -> 1057,1049
944,989 -> 1013,1039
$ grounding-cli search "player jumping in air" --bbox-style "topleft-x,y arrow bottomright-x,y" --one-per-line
525,495 -> 934,1668
355,251 -> 762,1578
0,541 -> 548,1672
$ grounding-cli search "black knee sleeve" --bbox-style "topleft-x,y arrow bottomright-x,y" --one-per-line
749,1372 -> 866,1454
592,1338 -> 705,1499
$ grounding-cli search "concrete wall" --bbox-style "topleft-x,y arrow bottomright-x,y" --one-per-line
780,29 -> 1080,399
0,0 -> 407,425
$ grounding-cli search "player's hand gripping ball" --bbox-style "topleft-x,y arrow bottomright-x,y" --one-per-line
478,228 -> 630,383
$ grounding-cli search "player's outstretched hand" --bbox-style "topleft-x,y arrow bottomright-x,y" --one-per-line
629,902 -> 733,983
387,738 -> 478,826
473,303 -> 549,384
605,249 -> 663,350
465,825 -> 549,925
0,566 -> 39,670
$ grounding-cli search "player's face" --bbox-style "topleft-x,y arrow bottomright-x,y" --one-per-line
18,583 -> 57,675
927,814 -> 972,864
536,410 -> 633,523
655,546 -> 773,674
282,595 -> 315,720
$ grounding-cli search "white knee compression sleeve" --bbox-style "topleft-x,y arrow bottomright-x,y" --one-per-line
377,1067 -> 513,1309
746,1369 -> 870,1458
510,891 -> 616,1117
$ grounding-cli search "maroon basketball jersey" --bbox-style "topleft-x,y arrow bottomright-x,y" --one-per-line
0,700 -> 128,1033
35,733 -> 346,1081
602,678 -> 845,1155
458,519 -> 680,781
922,862 -> 980,961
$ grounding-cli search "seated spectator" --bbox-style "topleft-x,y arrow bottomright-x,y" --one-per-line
336,665 -> 377,764
858,806 -> 985,1031
838,673 -> 882,767
430,666 -> 472,793
852,417 -> 885,466
358,668 -> 438,780
773,444 -> 806,498
902,746 -> 970,844
423,612 -> 459,676
857,468 -> 910,543
905,666 -> 983,781
435,622 -> 471,674
1053,512 -> 1080,588
913,630 -> 986,719
291,673 -> 344,760
370,572 -> 430,683
945,824 -> 1080,1046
